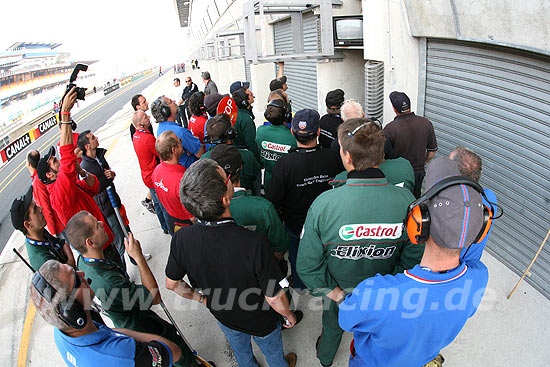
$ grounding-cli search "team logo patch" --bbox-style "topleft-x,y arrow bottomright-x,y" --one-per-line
331,245 -> 397,260
261,141 -> 291,153
338,223 -> 403,241
298,120 -> 307,130
148,346 -> 162,366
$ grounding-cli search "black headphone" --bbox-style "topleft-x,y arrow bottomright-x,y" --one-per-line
405,176 -> 500,245
232,88 -> 250,109
32,270 -> 87,329
153,97 -> 171,120
204,117 -> 237,145
264,98 -> 293,124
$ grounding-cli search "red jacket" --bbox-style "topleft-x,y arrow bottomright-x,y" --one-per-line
32,172 -> 64,235
48,144 -> 114,249
133,129 -> 159,188
152,162 -> 193,220
188,114 -> 208,143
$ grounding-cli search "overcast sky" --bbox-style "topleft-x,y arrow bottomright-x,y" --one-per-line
1,0 -> 190,77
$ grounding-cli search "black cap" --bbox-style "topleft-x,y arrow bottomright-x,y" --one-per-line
389,91 -> 411,113
325,89 -> 345,108
209,144 -> 242,176
269,76 -> 287,91
11,186 -> 33,232
36,146 -> 56,184
201,71 -> 211,80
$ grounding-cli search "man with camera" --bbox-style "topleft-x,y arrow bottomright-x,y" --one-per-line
36,87 -> 123,268
30,259 -> 182,366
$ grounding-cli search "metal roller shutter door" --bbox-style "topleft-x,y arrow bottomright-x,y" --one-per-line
273,11 -> 318,112
424,39 -> 550,299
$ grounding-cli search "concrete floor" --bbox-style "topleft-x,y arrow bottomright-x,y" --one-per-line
1,71 -> 548,367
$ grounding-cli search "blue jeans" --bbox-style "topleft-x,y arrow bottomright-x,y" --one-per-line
284,224 -> 305,291
218,321 -> 287,367
150,188 -> 170,233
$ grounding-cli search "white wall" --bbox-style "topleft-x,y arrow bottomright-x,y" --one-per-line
363,0 -> 420,125
405,0 -> 550,54
316,50 -> 365,113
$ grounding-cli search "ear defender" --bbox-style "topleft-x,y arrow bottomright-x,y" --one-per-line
405,203 -> 431,244
403,176 -> 497,246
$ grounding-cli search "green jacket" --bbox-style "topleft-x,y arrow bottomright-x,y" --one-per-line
331,158 -> 415,193
235,107 -> 261,163
230,189 -> 289,253
297,171 -> 424,296
202,145 -> 260,193
25,232 -> 67,270
77,257 -> 156,331
255,124 -> 297,191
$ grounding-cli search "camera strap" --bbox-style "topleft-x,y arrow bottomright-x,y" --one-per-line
195,218 -> 236,227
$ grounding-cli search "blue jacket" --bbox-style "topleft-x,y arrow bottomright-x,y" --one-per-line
157,120 -> 201,168
339,260 -> 488,367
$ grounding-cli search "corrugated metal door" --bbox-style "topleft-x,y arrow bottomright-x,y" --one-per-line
273,11 -> 319,112
423,39 -> 550,299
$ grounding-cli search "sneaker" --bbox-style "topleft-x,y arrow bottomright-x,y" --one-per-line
141,198 -> 156,214
285,352 -> 297,367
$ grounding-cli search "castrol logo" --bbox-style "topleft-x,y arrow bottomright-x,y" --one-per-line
339,223 -> 403,241
261,141 -> 291,153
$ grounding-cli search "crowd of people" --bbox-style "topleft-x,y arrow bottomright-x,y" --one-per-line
11,62 -> 498,367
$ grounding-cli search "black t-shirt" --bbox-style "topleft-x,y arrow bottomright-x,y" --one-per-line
165,219 -> 286,337
319,113 -> 342,149
266,145 -> 344,233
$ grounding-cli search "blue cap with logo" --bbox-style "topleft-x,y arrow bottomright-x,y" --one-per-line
291,109 -> 320,136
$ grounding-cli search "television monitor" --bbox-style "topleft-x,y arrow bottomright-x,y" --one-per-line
333,16 -> 364,47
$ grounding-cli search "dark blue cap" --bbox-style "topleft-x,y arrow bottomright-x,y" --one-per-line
291,109 -> 320,135
230,81 -> 250,95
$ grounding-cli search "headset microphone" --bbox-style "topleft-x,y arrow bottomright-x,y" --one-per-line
13,248 -> 88,330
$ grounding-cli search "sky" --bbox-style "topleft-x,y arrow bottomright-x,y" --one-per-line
1,0 -> 191,79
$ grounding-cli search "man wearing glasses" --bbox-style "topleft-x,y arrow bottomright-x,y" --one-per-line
181,77 -> 198,127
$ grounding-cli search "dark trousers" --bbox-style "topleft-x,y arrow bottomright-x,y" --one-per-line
284,224 -> 306,290
413,171 -> 426,199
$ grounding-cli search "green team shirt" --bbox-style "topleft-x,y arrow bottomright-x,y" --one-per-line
255,124 -> 297,191
297,170 -> 424,296
234,108 -> 261,164
331,158 -> 415,193
230,189 -> 289,253
25,232 -> 68,270
77,257 -> 198,367
202,145 -> 261,193
77,257 -> 155,331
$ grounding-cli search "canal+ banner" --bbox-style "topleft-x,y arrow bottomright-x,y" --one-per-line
1,114 -> 58,163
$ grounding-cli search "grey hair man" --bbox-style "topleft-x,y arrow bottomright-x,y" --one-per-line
30,259 -> 182,366
341,99 -> 364,121
449,146 -> 497,261
166,158 -> 299,367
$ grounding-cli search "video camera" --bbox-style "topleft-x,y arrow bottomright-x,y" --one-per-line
58,64 -> 88,130
67,63 -> 88,100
